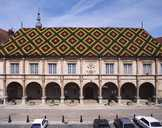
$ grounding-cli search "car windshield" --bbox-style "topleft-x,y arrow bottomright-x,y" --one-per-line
31,124 -> 41,128
151,122 -> 162,127
124,124 -> 135,128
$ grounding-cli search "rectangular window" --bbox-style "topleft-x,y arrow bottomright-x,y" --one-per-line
48,63 -> 57,74
30,63 -> 38,74
143,63 -> 152,75
68,63 -> 76,74
10,63 -> 19,74
124,63 -> 132,74
106,63 -> 114,74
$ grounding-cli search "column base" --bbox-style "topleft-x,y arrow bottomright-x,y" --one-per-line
155,96 -> 158,104
60,96 -> 64,104
136,97 -> 140,104
118,96 -> 121,104
98,96 -> 102,104
79,96 -> 84,104
3,96 -> 7,105
22,96 -> 27,105
41,96 -> 46,104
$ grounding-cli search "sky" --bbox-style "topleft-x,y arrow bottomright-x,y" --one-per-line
0,0 -> 162,37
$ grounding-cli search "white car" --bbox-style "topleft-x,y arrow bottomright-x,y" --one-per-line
31,118 -> 48,128
134,115 -> 162,128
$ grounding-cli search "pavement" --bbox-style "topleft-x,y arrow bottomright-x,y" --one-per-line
0,103 -> 162,127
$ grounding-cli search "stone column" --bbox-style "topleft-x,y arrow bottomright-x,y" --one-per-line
22,80 -> 26,105
79,58 -> 84,104
155,79 -> 158,104
3,58 -> 7,105
99,83 -> 102,104
136,58 -> 140,104
41,58 -> 46,104
22,58 -> 26,104
98,58 -> 102,104
60,84 -> 64,104
41,87 -> 46,104
60,58 -> 64,104
117,58 -> 121,104
155,58 -> 158,104
3,79 -> 7,105
80,85 -> 83,104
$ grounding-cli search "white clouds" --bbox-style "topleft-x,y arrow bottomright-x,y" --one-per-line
0,0 -> 38,29
68,0 -> 104,15
45,0 -> 162,37
0,0 -> 161,37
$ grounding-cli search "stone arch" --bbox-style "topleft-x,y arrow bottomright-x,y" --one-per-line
7,82 -> 23,101
45,82 -> 61,99
26,82 -> 42,100
102,82 -> 118,99
121,82 -> 137,99
83,82 -> 99,99
64,82 -> 80,99
139,82 -> 155,99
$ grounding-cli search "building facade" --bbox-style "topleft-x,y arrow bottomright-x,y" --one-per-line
0,27 -> 162,105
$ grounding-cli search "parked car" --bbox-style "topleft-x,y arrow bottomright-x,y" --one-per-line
31,118 -> 48,128
133,115 -> 162,128
93,119 -> 110,128
114,117 -> 137,128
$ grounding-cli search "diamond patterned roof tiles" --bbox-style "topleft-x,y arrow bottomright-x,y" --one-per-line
0,27 -> 161,58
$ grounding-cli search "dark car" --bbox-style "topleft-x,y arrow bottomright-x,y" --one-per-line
114,117 -> 137,128
93,119 -> 110,128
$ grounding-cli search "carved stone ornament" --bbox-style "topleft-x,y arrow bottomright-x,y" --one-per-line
86,62 -> 96,74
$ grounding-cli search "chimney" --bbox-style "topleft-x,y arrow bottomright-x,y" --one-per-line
8,29 -> 14,36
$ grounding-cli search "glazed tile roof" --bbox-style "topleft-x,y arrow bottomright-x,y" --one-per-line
0,27 -> 161,58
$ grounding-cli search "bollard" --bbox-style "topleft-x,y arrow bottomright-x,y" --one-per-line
116,114 -> 118,119
80,115 -> 83,123
8,115 -> 12,123
151,114 -> 153,117
62,115 -> 64,123
133,114 -> 136,122
98,115 -> 100,120
26,115 -> 29,123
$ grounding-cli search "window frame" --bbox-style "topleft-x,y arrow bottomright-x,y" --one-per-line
143,63 -> 152,75
29,63 -> 39,74
68,63 -> 76,74
105,63 -> 114,75
48,63 -> 57,75
123,63 -> 132,75
10,63 -> 19,74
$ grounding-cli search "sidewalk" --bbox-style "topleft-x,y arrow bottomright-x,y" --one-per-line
0,103 -> 160,110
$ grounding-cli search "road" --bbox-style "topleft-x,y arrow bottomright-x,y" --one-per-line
0,104 -> 162,128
